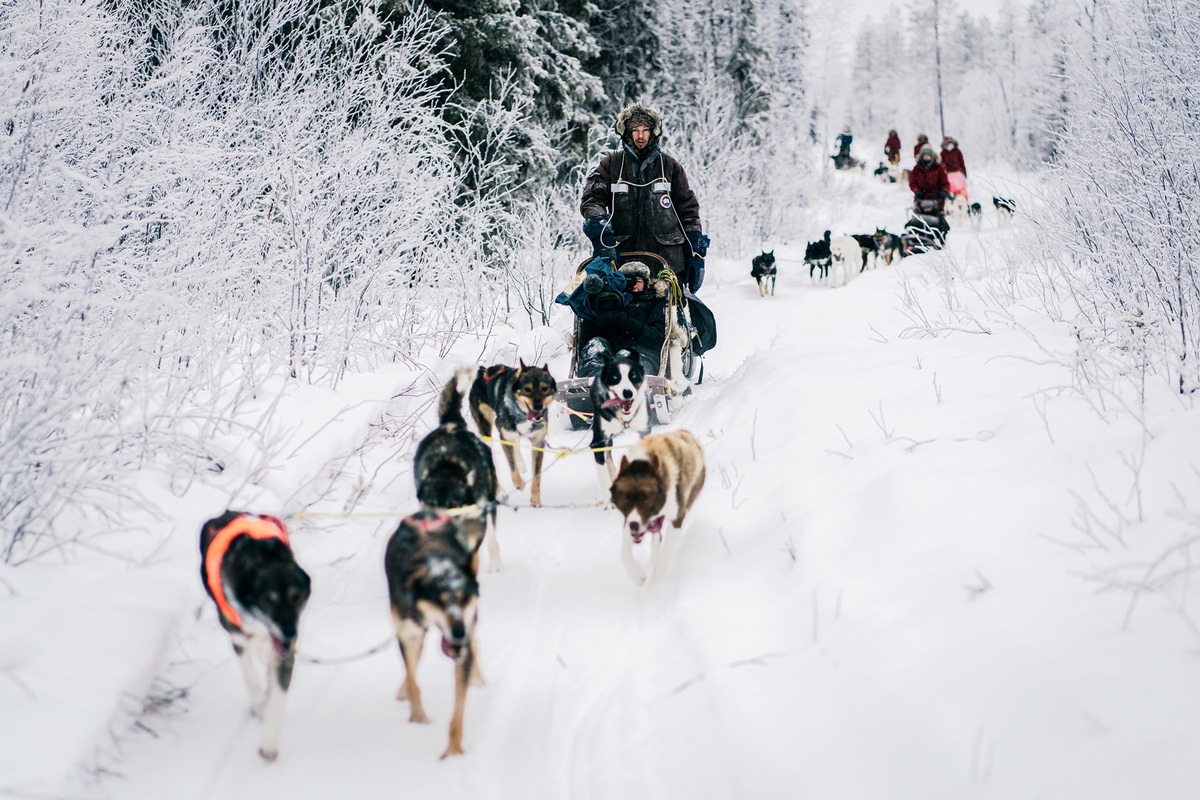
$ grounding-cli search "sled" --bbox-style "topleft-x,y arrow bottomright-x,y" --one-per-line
556,251 -> 707,431
901,199 -> 950,254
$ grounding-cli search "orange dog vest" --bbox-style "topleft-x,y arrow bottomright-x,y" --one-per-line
205,515 -> 290,629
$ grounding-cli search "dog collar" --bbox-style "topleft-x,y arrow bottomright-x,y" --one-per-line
205,515 -> 290,630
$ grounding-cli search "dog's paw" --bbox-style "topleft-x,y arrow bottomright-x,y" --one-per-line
510,473 -> 526,491
259,747 -> 278,762
440,743 -> 465,759
409,710 -> 431,725
250,700 -> 266,718
485,557 -> 504,573
396,684 -> 409,702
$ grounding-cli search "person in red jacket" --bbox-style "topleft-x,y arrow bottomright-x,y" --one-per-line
909,145 -> 949,210
940,136 -> 966,177
884,129 -> 901,164
906,144 -> 951,248
912,133 -> 929,159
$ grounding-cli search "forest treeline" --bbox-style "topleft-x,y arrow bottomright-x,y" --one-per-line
0,0 -> 1194,559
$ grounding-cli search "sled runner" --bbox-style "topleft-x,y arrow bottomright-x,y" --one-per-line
555,251 -> 712,431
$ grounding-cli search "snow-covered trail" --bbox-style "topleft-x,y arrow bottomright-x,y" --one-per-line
110,170 -> 1200,799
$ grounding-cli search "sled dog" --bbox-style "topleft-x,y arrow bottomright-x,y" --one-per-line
384,509 -> 481,758
851,233 -> 879,271
416,371 -> 500,570
469,361 -> 557,507
805,230 -> 832,282
872,228 -> 904,266
829,235 -> 863,287
589,349 -> 651,492
993,196 -> 1017,221
610,430 -> 706,586
751,251 -> 777,297
200,511 -> 311,762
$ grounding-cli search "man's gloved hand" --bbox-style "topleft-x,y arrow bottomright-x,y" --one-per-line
583,215 -> 611,241
940,190 -> 953,201
686,230 -> 711,258
687,255 -> 705,293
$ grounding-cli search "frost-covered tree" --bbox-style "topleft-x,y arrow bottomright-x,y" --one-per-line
0,0 -> 474,560
1045,0 -> 1200,394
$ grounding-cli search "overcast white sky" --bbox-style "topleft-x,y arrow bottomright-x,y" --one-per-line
835,0 -> 1027,24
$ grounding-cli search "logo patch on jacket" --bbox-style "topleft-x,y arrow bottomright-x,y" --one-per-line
659,195 -> 672,208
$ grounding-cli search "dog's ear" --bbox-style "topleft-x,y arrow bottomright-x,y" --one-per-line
518,358 -> 528,371
541,363 -> 549,372
618,455 -> 629,472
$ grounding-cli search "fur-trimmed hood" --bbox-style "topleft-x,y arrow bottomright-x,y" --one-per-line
615,102 -> 662,149
618,260 -> 668,299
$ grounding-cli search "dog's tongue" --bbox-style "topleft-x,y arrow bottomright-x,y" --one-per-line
526,409 -> 543,421
601,397 -> 634,413
648,516 -> 665,535
440,635 -> 455,658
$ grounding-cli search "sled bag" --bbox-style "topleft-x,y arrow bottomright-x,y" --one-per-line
686,295 -> 717,354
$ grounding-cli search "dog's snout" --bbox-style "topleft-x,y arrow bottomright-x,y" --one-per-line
622,389 -> 633,400
629,520 -> 640,533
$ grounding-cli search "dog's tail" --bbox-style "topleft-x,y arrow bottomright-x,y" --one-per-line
438,369 -> 475,427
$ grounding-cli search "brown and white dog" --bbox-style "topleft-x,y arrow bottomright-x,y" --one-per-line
199,511 -> 311,761
609,430 -> 706,586
468,361 -> 557,507
384,509 -> 482,758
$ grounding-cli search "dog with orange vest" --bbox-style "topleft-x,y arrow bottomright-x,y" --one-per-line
200,511 -> 311,761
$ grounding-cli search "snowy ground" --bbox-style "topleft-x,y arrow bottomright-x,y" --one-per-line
4,166 -> 1200,799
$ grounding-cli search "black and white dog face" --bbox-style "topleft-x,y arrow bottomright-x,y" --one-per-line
590,349 -> 651,492
597,350 -> 646,416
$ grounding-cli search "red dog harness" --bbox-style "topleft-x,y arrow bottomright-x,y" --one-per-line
205,514 -> 290,629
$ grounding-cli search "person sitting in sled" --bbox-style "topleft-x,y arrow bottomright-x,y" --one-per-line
580,103 -> 709,293
884,129 -> 901,164
575,260 -> 669,378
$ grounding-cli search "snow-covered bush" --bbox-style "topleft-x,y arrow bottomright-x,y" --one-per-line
1045,0 -> 1200,395
0,0 -> 465,560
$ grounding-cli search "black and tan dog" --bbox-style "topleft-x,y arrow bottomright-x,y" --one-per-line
200,510 -> 311,761
384,508 -> 481,758
751,251 -> 777,297
416,371 -> 500,569
468,360 -> 557,507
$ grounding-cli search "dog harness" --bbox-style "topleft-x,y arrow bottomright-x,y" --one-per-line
405,511 -> 453,535
205,514 -> 290,629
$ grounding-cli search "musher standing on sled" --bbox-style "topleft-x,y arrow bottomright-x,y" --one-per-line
884,129 -> 901,165
940,135 -> 968,205
580,102 -> 709,293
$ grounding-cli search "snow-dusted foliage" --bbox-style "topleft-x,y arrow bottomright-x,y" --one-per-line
0,0 -> 465,559
845,0 -> 1073,167
1045,0 -> 1200,395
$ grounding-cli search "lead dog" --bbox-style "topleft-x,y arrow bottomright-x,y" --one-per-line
200,511 -> 311,761
469,361 -> 557,507
590,349 -> 651,492
417,371 -> 500,570
610,430 -> 706,586
384,509 -> 481,758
